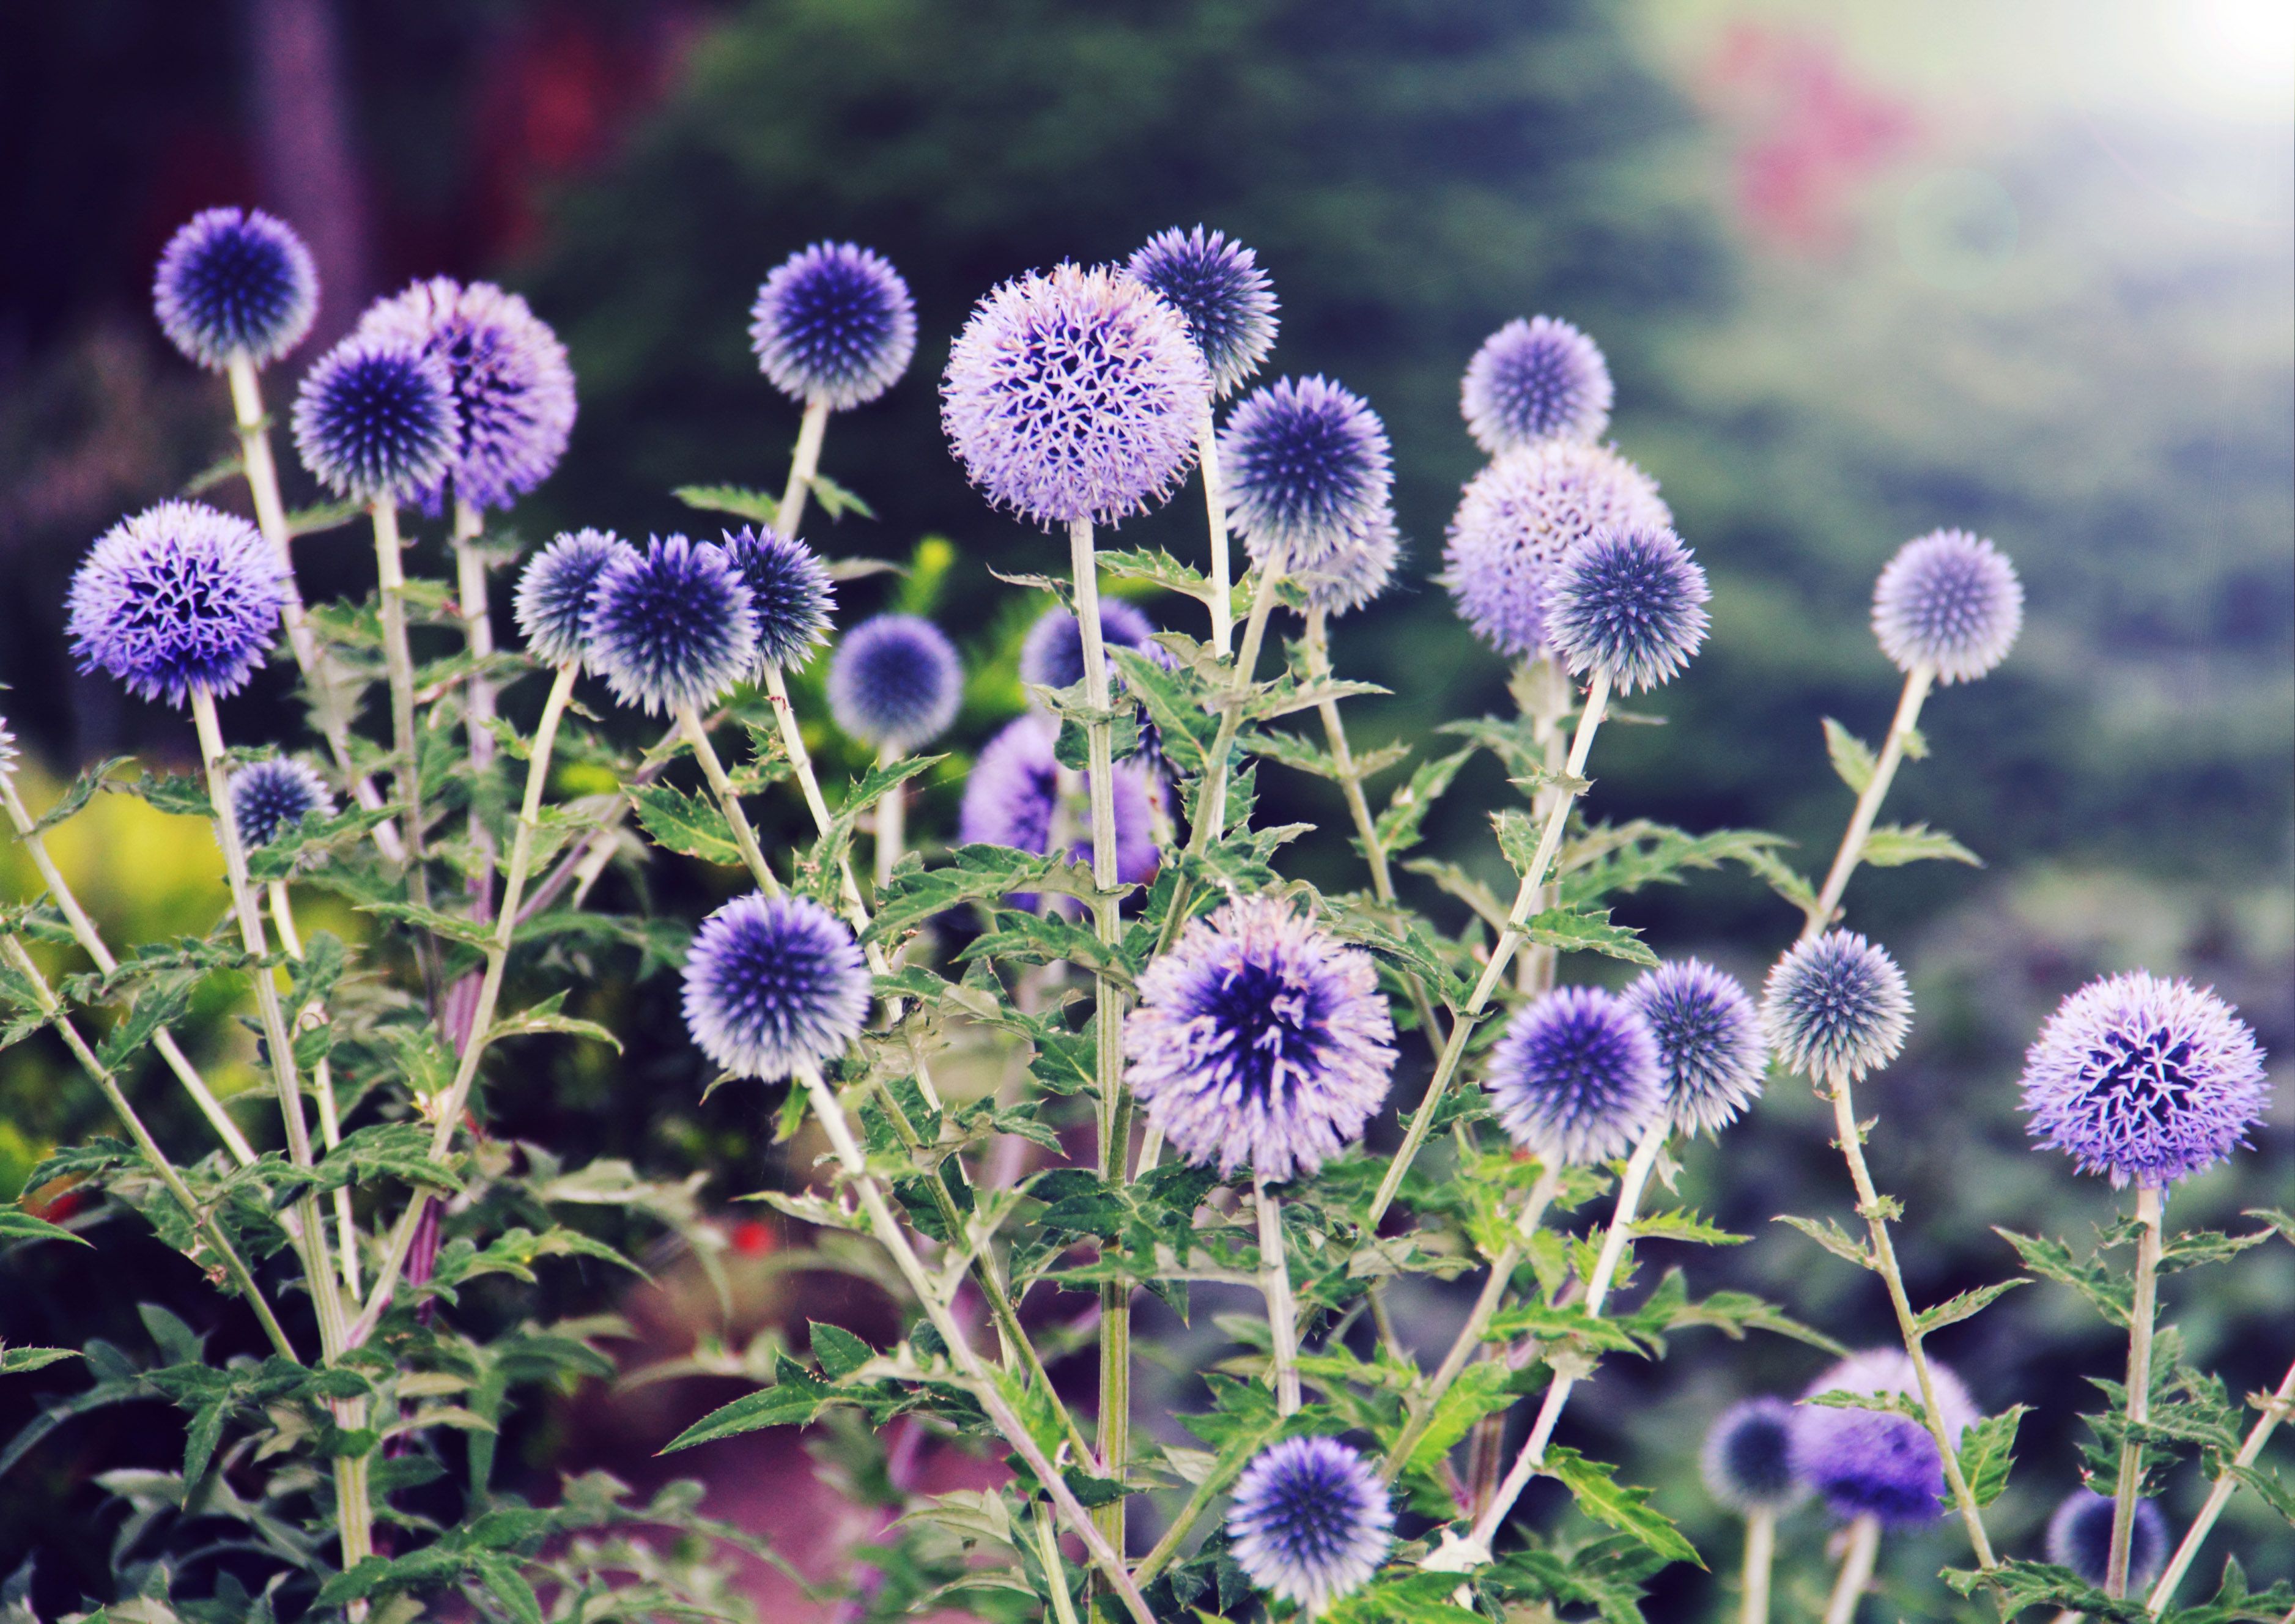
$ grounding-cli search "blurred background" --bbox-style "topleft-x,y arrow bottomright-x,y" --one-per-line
2,0 -> 2288,1617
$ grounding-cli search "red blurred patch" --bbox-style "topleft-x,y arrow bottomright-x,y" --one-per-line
731,1218 -> 774,1257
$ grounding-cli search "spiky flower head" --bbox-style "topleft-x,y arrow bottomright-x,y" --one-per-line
585,535 -> 758,717
1702,1398 -> 1808,1516
942,263 -> 1211,527
1485,985 -> 1663,1165
2019,972 -> 2268,1188
1126,226 -> 1279,399
1444,439 -> 1671,660
1762,931 -> 1912,1083
720,525 -> 836,673
1461,315 -> 1613,454
1018,600 -> 1156,694
292,333 -> 460,505
1873,530 -> 2023,685
1628,959 -> 1767,1137
152,207 -> 317,371
958,717 -> 1161,907
682,892 -> 871,1082
1791,1349 -> 1978,1527
1548,525 -> 1710,694
229,758 -> 336,850
1126,896 -> 1396,1183
1221,375 -> 1393,571
1299,510 -> 1401,619
827,615 -> 963,753
514,528 -> 630,671
355,277 -> 576,515
2047,1490 -> 2168,1590
0,718 -> 19,781
67,501 -> 288,707
749,242 -> 917,411
1227,1436 -> 1393,1612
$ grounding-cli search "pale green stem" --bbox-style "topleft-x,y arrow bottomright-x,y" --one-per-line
1742,1508 -> 1775,1624
2108,1184 -> 2163,1598
370,503 -> 434,944
875,748 -> 906,891
1822,1514 -> 1881,1624
1037,1500 -> 1084,1624
2146,1353 -> 2295,1615
1257,1175 -> 1301,1416
777,397 -> 832,536
1806,665 -> 1933,936
1197,423 -> 1233,656
1517,657 -> 1573,993
453,498 -> 501,921
268,878 -> 361,1297
680,706 -> 780,893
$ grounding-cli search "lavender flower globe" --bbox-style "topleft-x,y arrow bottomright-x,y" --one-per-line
682,893 -> 871,1082
292,334 -> 461,506
152,207 -> 318,371
942,263 -> 1211,527
1873,529 -> 2023,685
2047,1489 -> 2168,1590
1628,959 -> 1767,1137
720,525 -> 836,673
1226,1436 -> 1394,1612
1126,896 -> 1396,1183
1791,1349 -> 1978,1527
2019,972 -> 2268,1187
1547,525 -> 1710,694
355,277 -> 577,515
826,615 -> 963,753
1444,439 -> 1671,660
1461,315 -> 1613,454
585,536 -> 759,717
1018,600 -> 1155,693
1702,1398 -> 1808,1516
229,758 -> 336,850
67,501 -> 289,707
1762,931 -> 1912,1083
1220,375 -> 1393,570
1299,510 -> 1401,619
1485,985 -> 1664,1165
748,242 -> 917,410
1125,226 -> 1279,399
958,717 -> 1161,903
514,529 -> 631,671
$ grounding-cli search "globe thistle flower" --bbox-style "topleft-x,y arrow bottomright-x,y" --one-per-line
1125,225 -> 1279,399
228,758 -> 336,850
152,207 -> 317,371
958,717 -> 1161,905
1127,896 -> 1396,1183
292,333 -> 461,505
942,263 -> 1211,527
1484,985 -> 1664,1165
1872,530 -> 2023,685
0,718 -> 18,781
748,242 -> 917,411
67,501 -> 289,707
827,615 -> 963,753
2018,972 -> 2269,1188
1460,315 -> 1613,453
1548,525 -> 1710,695
1444,439 -> 1671,660
514,528 -> 632,671
585,535 -> 758,717
355,276 -> 577,515
682,893 -> 871,1082
2046,1489 -> 2168,1591
1018,600 -> 1156,693
1791,1349 -> 1978,1527
1628,959 -> 1767,1137
720,525 -> 836,673
1702,1398 -> 1808,1516
1762,931 -> 1912,1083
1226,1436 -> 1394,1612
1299,509 -> 1402,619
1220,375 -> 1393,571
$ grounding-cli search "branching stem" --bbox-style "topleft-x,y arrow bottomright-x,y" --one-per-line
2145,1352 -> 2295,1615
2107,1184 -> 2163,1598
1822,1513 -> 1881,1624
1256,1175 -> 1301,1416
1806,665 -> 1932,935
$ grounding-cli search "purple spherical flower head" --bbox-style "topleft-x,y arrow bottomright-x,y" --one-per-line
356,277 -> 577,515
750,242 -> 917,411
67,501 -> 289,708
1125,226 -> 1279,399
1444,439 -> 1671,660
1762,931 -> 1912,1083
1792,1349 -> 1978,1527
1485,985 -> 1663,1165
229,757 -> 336,851
1227,1435 -> 1393,1611
1874,529 -> 2022,685
1629,959 -> 1766,1137
1461,315 -> 1614,454
942,263 -> 1211,527
2047,1489 -> 2168,1590
1127,896 -> 1396,1184
2019,972 -> 2268,1188
683,893 -> 871,1082
514,528 -> 632,671
1221,375 -> 1393,572
827,615 -> 963,753
1019,600 -> 1155,693
1549,525 -> 1710,695
292,333 -> 460,505
152,207 -> 317,371
585,535 -> 758,717
959,717 -> 1161,907
720,525 -> 836,673
1299,509 -> 1401,619
1702,1398 -> 1808,1516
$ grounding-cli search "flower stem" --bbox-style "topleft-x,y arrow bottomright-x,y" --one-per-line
680,705 -> 781,893
778,396 -> 832,535
452,498 -> 501,923
1197,423 -> 1233,656
1742,1508 -> 1776,1624
1806,666 -> 1933,936
369,503 -> 438,1009
1256,1175 -> 1302,1416
1822,1513 -> 1881,1624
1037,1499 -> 1085,1624
268,878 -> 361,1296
875,747 -> 906,890
2146,1352 -> 2295,1615
2108,1183 -> 2164,1598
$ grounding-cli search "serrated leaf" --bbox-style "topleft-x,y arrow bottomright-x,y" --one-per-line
1377,747 -> 1473,858
27,756 -> 133,835
487,991 -> 622,1051
287,499 -> 360,537
630,781 -> 741,866
673,484 -> 782,525
311,1123 -> 464,1195
1523,905 -> 1657,966
1822,717 -> 1877,794
0,1210 -> 89,1248
660,1370 -> 832,1451
1916,1279 -> 2027,1334
1957,1404 -> 2028,1508
0,1346 -> 83,1375
1776,1214 -> 1874,1269
1858,823 -> 1980,868
95,974 -> 196,1073
1543,1445 -> 1701,1567
807,471 -> 874,521
1325,1573 -> 1485,1623
808,1322 -> 874,1381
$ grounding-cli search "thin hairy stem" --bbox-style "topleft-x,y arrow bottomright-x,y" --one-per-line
875,748 -> 906,890
1806,665 -> 1933,936
2108,1184 -> 2164,1598
1822,1514 -> 1881,1624
452,498 -> 501,922
1197,423 -> 1233,655
1036,1500 -> 1085,1624
778,397 -> 832,536
2146,1353 -> 2295,1614
1742,1508 -> 1776,1624
681,706 -> 780,892
370,503 -> 427,891
268,879 -> 360,1296
1256,1176 -> 1301,1416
